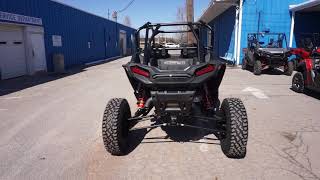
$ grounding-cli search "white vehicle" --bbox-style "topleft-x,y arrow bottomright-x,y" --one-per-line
164,43 -> 180,48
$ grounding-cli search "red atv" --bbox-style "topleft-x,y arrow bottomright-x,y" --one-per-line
290,47 -> 319,70
291,33 -> 320,70
292,47 -> 320,93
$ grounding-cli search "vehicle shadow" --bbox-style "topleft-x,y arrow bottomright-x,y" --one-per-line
124,119 -> 221,154
125,128 -> 149,155
0,58 -> 121,96
263,68 -> 284,75
290,88 -> 320,100
0,67 -> 86,96
243,66 -> 284,75
158,125 -> 220,145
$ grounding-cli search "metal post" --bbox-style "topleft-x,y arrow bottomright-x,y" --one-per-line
236,0 -> 243,65
289,11 -> 295,48
234,5 -> 239,65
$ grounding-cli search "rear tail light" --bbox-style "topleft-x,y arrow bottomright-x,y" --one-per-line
131,66 -> 150,77
195,64 -> 215,76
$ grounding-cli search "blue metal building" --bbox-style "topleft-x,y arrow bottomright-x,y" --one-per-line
0,0 -> 135,80
200,0 -> 320,65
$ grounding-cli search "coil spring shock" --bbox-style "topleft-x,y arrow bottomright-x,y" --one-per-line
136,84 -> 146,108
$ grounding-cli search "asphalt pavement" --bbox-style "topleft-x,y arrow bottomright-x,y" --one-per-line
1,57 -> 320,180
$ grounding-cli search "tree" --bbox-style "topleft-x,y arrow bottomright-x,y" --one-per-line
123,16 -> 132,27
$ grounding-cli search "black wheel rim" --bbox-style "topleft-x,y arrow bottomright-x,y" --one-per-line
293,75 -> 303,90
219,109 -> 228,140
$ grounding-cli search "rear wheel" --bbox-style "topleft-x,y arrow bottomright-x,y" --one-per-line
292,72 -> 305,93
102,98 -> 131,155
284,61 -> 294,76
253,60 -> 262,75
242,57 -> 248,70
220,98 -> 248,159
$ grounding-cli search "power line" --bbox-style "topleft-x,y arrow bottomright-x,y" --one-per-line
117,0 -> 135,13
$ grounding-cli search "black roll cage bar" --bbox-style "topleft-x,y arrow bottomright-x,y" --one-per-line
133,22 -> 213,64
247,32 -> 288,48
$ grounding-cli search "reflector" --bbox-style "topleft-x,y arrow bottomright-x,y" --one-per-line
131,66 -> 150,77
195,64 -> 215,76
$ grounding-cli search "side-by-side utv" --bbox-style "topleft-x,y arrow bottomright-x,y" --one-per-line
102,22 -> 248,159
292,47 -> 320,93
242,33 -> 293,76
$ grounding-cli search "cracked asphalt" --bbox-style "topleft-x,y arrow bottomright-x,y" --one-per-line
1,57 -> 320,180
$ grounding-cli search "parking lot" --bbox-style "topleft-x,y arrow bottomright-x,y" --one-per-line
1,57 -> 320,180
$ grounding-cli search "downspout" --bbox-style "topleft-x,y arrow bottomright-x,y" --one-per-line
236,0 -> 243,65
289,11 -> 295,47
234,5 -> 239,65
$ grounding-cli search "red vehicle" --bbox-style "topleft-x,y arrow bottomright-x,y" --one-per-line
291,33 -> 320,69
292,48 -> 320,93
290,47 -> 320,69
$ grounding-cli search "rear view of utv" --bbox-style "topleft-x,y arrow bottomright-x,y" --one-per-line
242,33 -> 293,76
102,22 -> 248,159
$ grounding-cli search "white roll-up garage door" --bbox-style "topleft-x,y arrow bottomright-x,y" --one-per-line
0,26 -> 27,80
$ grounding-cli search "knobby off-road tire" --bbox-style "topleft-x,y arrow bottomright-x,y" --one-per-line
220,98 -> 248,159
241,58 -> 248,70
284,61 -> 294,76
102,98 -> 131,156
253,60 -> 262,75
292,72 -> 305,93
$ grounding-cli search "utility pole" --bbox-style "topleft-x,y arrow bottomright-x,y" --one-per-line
186,0 -> 195,44
112,11 -> 118,22
108,9 -> 110,19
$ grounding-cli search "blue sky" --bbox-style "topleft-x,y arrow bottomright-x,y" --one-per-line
55,0 -> 211,28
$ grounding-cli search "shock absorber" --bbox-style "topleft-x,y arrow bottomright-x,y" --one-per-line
137,98 -> 145,108
203,84 -> 214,110
135,83 -> 146,108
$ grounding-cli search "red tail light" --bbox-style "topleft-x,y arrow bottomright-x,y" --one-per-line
131,66 -> 150,77
195,64 -> 215,76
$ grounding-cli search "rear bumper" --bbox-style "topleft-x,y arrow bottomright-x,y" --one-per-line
262,57 -> 287,67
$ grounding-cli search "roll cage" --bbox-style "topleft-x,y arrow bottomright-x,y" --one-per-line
247,33 -> 288,49
132,22 -> 213,65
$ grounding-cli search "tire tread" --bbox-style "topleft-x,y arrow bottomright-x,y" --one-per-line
221,98 -> 248,159
102,98 -> 130,155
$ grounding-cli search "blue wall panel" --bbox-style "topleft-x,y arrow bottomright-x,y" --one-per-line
239,0 -> 305,63
294,12 -> 320,47
209,6 -> 236,62
0,0 -> 136,71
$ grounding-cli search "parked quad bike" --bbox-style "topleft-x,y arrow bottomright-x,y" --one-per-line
292,47 -> 320,93
242,33 -> 293,76
290,47 -> 320,70
102,22 -> 248,159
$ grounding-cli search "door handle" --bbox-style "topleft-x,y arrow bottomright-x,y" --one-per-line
32,49 -> 35,57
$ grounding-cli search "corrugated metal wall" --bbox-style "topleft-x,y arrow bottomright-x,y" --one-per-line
294,12 -> 320,47
0,0 -> 136,71
239,0 -> 305,63
208,6 -> 236,62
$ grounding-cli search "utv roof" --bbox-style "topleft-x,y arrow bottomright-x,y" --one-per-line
137,22 -> 212,32
248,32 -> 286,35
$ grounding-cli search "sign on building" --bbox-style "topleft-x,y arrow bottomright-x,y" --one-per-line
0,11 -> 42,25
52,35 -> 62,47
